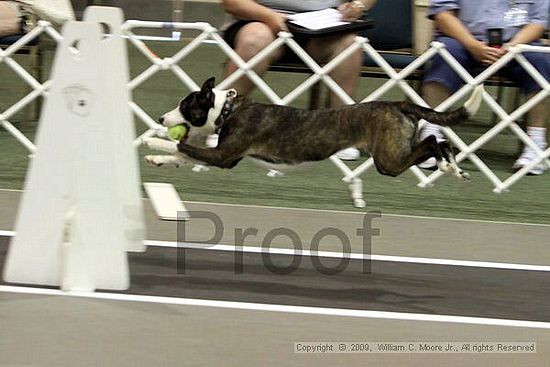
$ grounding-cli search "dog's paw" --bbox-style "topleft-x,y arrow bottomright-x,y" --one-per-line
145,155 -> 184,167
192,164 -> 210,173
437,160 -> 470,181
437,160 -> 452,173
144,155 -> 164,167
266,169 -> 285,178
141,137 -> 156,148
448,164 -> 470,182
459,170 -> 471,182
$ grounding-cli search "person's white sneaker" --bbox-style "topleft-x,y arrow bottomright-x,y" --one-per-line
420,123 -> 445,143
418,157 -> 437,170
336,147 -> 360,161
513,127 -> 549,175
528,164 -> 546,176
512,148 -> 548,176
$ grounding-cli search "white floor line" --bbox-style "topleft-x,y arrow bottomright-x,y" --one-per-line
1,231 -> 549,272
144,240 -> 550,272
184,200 -> 550,228
1,284 -> 549,329
1,188 -> 549,227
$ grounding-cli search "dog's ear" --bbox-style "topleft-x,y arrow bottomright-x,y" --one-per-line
198,77 -> 216,107
202,77 -> 215,90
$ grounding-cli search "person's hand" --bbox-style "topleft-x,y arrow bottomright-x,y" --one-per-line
337,2 -> 364,21
467,40 -> 503,66
264,12 -> 289,35
496,45 -> 509,57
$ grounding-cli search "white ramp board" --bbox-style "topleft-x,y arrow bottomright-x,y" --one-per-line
144,183 -> 189,221
3,13 -> 143,291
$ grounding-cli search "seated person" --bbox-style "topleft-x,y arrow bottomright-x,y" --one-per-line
0,1 -> 24,39
221,0 -> 376,160
419,0 -> 549,175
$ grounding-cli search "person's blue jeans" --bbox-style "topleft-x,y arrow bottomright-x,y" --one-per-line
424,36 -> 550,95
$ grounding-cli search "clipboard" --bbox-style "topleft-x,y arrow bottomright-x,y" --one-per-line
287,18 -> 374,37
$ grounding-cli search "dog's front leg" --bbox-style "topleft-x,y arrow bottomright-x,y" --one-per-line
177,143 -> 243,169
142,138 -> 178,154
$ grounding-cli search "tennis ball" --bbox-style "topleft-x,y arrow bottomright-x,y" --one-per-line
167,124 -> 187,141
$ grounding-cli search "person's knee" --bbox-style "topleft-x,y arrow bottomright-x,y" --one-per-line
336,33 -> 357,49
337,34 -> 362,61
507,52 -> 550,94
234,23 -> 282,60
309,33 -> 360,64
522,52 -> 550,78
422,81 -> 451,97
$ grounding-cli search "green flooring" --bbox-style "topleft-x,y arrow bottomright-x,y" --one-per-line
1,40 -> 549,223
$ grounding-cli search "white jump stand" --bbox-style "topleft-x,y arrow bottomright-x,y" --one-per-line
3,7 -> 145,292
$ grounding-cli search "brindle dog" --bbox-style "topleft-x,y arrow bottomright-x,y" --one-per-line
144,77 -> 483,179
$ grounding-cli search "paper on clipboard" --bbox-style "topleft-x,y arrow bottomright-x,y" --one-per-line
288,8 -> 350,30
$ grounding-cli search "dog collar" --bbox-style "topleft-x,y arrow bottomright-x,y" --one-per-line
205,88 -> 237,134
214,89 -> 237,132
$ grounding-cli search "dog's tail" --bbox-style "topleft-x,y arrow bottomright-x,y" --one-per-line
401,85 -> 484,126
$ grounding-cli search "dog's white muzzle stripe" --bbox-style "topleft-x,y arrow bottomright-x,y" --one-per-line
161,107 -> 185,127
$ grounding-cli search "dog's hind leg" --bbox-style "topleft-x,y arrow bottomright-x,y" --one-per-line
438,141 -> 470,181
374,135 -> 459,178
374,135 -> 440,177
402,137 -> 469,181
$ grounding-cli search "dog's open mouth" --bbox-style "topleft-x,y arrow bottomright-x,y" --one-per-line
181,123 -> 190,142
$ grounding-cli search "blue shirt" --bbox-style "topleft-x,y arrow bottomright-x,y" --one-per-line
429,0 -> 549,42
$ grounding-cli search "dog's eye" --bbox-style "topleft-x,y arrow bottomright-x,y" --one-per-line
184,110 -> 208,126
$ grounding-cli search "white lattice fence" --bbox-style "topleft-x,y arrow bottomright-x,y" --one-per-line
2,19 -> 548,201
0,20 -> 63,153
122,22 -> 549,197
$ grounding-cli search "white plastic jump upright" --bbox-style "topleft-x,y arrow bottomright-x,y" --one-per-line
83,6 -> 146,252
3,7 -> 145,292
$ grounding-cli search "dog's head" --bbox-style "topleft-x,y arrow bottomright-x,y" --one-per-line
159,77 -> 232,142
